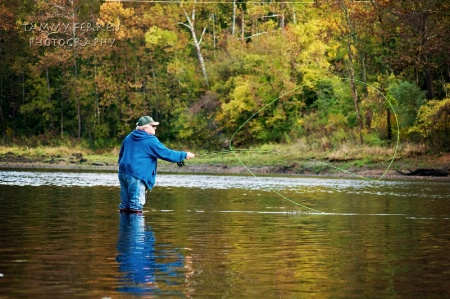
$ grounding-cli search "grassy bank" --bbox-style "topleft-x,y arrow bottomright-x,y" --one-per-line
0,144 -> 119,165
1,141 -> 448,177
189,142 -> 449,175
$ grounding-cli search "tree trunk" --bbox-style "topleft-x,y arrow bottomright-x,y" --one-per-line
10,78 -> 16,137
193,39 -> 209,89
70,3 -> 81,138
241,10 -> 245,42
348,64 -> 364,145
60,96 -> 64,139
424,65 -> 434,99
152,69 -> 159,121
181,5 -> 210,89
0,76 -> 5,143
232,0 -> 236,36
340,0 -> 364,144
22,72 -> 28,137
45,68 -> 54,130
386,107 -> 392,140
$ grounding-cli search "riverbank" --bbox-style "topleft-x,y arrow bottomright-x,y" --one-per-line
1,150 -> 449,181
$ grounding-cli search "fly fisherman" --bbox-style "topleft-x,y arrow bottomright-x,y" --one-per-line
118,115 -> 195,213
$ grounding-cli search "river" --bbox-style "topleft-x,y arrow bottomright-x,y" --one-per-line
0,169 -> 449,298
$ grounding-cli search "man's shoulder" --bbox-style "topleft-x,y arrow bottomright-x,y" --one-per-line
137,134 -> 162,147
145,134 -> 159,141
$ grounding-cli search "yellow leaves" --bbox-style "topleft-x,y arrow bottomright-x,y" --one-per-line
99,2 -> 132,27
444,83 -> 450,97
226,85 -> 256,119
284,22 -> 331,83
166,59 -> 184,76
216,78 -> 258,126
326,42 -> 340,59
246,3 -> 271,16
145,26 -> 178,49
265,107 -> 286,127
348,44 -> 358,57
98,2 -> 135,40
327,113 -> 347,129
410,97 -> 450,139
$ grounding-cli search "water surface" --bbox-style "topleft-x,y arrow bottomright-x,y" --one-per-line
0,169 -> 449,298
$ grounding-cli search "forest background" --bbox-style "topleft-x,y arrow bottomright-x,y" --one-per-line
0,0 -> 449,172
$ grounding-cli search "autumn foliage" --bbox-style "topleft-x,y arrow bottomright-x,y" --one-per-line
0,0 -> 449,151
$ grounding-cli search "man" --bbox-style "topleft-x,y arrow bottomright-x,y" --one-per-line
118,115 -> 195,213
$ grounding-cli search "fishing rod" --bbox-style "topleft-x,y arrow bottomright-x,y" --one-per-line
197,149 -> 276,156
177,149 -> 275,167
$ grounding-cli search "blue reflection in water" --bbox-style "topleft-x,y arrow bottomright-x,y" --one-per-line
116,213 -> 184,295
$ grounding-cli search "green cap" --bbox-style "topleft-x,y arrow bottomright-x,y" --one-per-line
136,116 -> 159,126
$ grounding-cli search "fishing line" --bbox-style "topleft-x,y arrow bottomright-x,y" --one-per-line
228,84 -> 318,212
197,149 -> 383,181
227,77 -> 400,212
194,79 -> 399,180
197,149 -> 275,156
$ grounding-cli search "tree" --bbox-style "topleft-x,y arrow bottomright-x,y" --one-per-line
375,0 -> 450,99
177,0 -> 215,89
410,97 -> 450,150
23,0 -> 102,139
387,80 -> 426,128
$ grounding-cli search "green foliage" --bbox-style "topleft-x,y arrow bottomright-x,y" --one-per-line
363,131 -> 385,146
387,80 -> 426,127
1,0 -> 449,154
19,72 -> 54,133
211,20 -> 332,146
173,92 -> 222,149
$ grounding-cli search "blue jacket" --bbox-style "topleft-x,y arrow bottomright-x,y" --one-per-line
118,130 -> 187,190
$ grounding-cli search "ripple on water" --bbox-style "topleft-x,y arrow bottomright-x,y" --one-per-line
1,170 -> 449,200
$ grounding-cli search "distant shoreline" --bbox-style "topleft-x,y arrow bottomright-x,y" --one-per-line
1,160 -> 449,181
2,143 -> 449,181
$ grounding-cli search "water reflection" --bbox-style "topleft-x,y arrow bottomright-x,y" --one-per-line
116,213 -> 185,295
1,171 -> 450,298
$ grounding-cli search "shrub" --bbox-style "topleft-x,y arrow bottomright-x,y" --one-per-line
410,98 -> 450,151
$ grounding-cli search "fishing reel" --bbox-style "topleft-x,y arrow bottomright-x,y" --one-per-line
177,160 -> 185,167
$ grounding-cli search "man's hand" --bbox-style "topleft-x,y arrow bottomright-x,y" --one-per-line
186,152 -> 195,160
